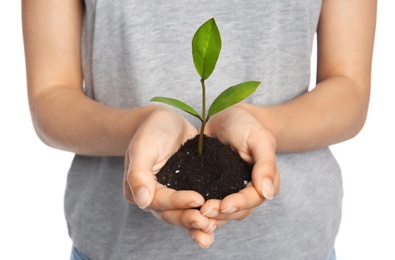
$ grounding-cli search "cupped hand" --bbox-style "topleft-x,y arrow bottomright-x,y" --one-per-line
203,104 -> 280,220
123,105 -> 219,247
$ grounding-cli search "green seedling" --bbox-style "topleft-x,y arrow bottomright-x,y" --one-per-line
151,18 -> 260,155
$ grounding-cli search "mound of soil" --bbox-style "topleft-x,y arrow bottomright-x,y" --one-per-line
156,135 -> 252,200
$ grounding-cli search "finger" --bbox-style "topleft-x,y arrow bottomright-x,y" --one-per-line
214,219 -> 229,229
123,151 -> 138,204
252,158 -> 280,200
125,109 -> 199,209
216,208 -> 256,221
220,183 -> 265,212
200,218 -> 221,233
200,199 -> 221,218
248,129 -> 280,200
151,207 -> 216,248
125,135 -> 159,209
150,183 -> 205,210
203,204 -> 255,221
201,186 -> 261,221
151,208 -> 211,231
187,228 -> 215,249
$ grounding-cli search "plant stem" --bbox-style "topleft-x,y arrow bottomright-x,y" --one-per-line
201,78 -> 206,120
198,120 -> 205,155
198,78 -> 207,155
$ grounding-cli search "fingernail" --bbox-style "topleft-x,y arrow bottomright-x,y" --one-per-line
188,230 -> 195,241
134,187 -> 151,209
191,222 -> 204,229
261,178 -> 274,200
221,207 -> 237,214
197,242 -> 210,249
209,225 -> 217,233
189,200 -> 204,208
202,209 -> 219,218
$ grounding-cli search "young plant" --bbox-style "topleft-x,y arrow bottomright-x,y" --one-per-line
151,18 -> 260,155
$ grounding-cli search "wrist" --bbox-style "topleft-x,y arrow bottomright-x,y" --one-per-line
114,105 -> 163,154
235,102 -> 283,141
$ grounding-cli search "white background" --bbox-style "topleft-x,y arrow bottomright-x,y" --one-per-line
1,1 -> 394,259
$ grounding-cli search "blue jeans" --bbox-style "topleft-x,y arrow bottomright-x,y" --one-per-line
326,249 -> 337,260
70,246 -> 336,260
70,247 -> 91,260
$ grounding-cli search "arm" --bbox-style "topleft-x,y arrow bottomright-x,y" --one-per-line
202,0 -> 376,219
242,0 -> 377,152
22,0 -> 154,156
22,0 -> 217,247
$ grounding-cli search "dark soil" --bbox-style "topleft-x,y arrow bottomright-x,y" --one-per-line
156,135 -> 252,200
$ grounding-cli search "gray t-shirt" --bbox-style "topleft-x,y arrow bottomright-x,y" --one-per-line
65,1 -> 342,259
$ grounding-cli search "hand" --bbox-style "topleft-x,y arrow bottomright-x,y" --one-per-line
203,104 -> 280,221
123,105 -> 218,248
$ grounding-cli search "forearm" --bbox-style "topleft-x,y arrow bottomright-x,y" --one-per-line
29,86 -> 154,156
243,0 -> 376,153
241,76 -> 370,152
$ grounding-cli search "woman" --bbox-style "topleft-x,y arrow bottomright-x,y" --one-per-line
22,0 -> 376,259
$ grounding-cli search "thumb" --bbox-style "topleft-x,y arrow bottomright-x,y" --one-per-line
252,159 -> 279,200
249,132 -> 280,200
124,138 -> 158,209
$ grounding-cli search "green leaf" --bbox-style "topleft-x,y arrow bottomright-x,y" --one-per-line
207,81 -> 261,118
192,18 -> 222,80
150,96 -> 203,121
